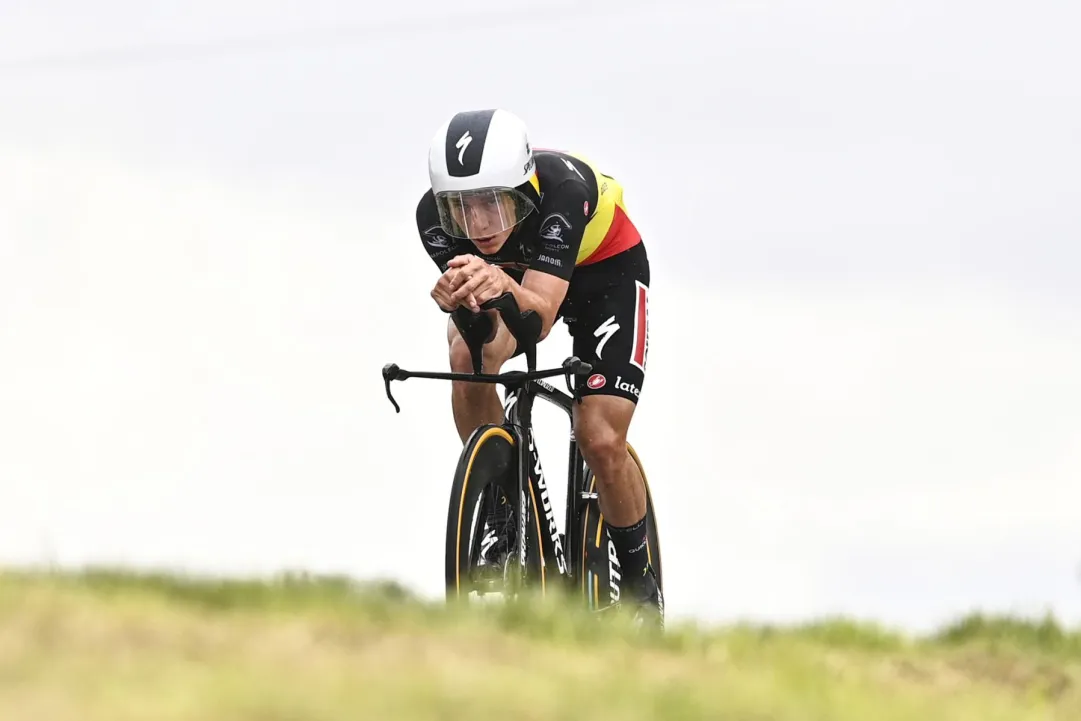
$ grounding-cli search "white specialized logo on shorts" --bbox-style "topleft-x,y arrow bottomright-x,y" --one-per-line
593,315 -> 619,360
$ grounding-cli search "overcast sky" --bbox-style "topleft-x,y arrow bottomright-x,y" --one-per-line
1,0 -> 1079,632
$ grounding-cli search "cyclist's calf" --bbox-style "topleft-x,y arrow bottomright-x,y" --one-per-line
574,396 -> 647,527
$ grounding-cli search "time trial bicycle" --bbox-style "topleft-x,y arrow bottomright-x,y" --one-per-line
381,292 -> 663,615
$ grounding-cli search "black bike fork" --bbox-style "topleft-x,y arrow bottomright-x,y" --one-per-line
564,434 -> 587,584
502,386 -> 532,576
507,383 -> 576,587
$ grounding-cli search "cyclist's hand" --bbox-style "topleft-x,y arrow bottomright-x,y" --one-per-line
447,255 -> 506,312
432,266 -> 479,312
432,269 -> 463,311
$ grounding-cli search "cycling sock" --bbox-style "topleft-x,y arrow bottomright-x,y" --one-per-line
607,514 -> 650,589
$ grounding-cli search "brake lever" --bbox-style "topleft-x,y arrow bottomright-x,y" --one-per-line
381,363 -> 402,413
562,357 -> 592,405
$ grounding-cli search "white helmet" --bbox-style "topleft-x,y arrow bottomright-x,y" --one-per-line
427,108 -> 539,240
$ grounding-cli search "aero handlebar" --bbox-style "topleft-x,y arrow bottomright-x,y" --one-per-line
380,292 -> 593,413
450,291 -> 542,374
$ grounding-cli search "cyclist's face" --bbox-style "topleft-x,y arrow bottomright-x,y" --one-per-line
450,194 -> 516,254
470,227 -> 513,254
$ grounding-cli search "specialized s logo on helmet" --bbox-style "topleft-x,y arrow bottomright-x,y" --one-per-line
523,140 -> 535,175
428,109 -> 540,241
456,131 -> 472,165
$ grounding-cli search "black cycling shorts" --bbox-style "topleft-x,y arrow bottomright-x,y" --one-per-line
557,240 -> 651,404
493,240 -> 651,404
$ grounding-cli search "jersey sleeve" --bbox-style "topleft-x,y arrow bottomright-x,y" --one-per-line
529,178 -> 591,281
416,189 -> 468,273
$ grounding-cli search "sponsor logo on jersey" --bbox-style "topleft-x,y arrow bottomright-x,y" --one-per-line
539,213 -> 571,242
423,225 -> 451,248
518,240 -> 535,263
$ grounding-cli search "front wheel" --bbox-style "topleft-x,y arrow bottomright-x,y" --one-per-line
444,424 -> 543,602
578,443 -> 664,613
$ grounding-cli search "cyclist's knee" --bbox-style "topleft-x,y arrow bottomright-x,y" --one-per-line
448,326 -> 508,379
448,316 -> 515,376
448,331 -> 476,374
575,396 -> 633,478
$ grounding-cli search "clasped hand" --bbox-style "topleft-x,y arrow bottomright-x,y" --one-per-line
431,254 -> 508,313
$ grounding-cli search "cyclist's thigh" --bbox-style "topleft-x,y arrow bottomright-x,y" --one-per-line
566,241 -> 651,404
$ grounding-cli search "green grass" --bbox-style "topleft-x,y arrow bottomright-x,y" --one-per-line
0,566 -> 1078,720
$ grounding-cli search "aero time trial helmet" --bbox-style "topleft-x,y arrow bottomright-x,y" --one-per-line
427,108 -> 539,241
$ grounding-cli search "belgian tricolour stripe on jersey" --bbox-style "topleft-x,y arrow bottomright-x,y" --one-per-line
533,148 -> 642,267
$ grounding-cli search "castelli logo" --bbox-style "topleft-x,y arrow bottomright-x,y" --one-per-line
587,373 -> 606,389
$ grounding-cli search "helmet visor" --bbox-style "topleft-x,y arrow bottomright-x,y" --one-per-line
435,187 -> 537,241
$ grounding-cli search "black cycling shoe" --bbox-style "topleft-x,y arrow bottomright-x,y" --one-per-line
598,564 -> 664,631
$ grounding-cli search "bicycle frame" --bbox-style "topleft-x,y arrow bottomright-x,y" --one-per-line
381,292 -> 596,591
500,372 -> 595,588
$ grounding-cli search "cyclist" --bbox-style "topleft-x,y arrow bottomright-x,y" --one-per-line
415,108 -> 662,628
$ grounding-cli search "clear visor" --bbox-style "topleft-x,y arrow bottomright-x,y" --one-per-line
435,187 -> 537,240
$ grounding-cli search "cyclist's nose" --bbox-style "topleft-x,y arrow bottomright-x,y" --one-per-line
468,204 -> 492,230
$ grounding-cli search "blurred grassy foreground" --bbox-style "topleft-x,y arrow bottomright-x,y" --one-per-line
1,568 -> 1079,721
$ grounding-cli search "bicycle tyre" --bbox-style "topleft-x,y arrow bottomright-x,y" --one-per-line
444,423 -> 545,600
577,442 -> 664,611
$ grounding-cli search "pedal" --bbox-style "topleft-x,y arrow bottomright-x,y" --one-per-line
471,552 -> 508,594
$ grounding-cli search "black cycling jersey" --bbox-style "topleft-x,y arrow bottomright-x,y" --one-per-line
416,148 -> 651,404
416,149 -> 641,284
